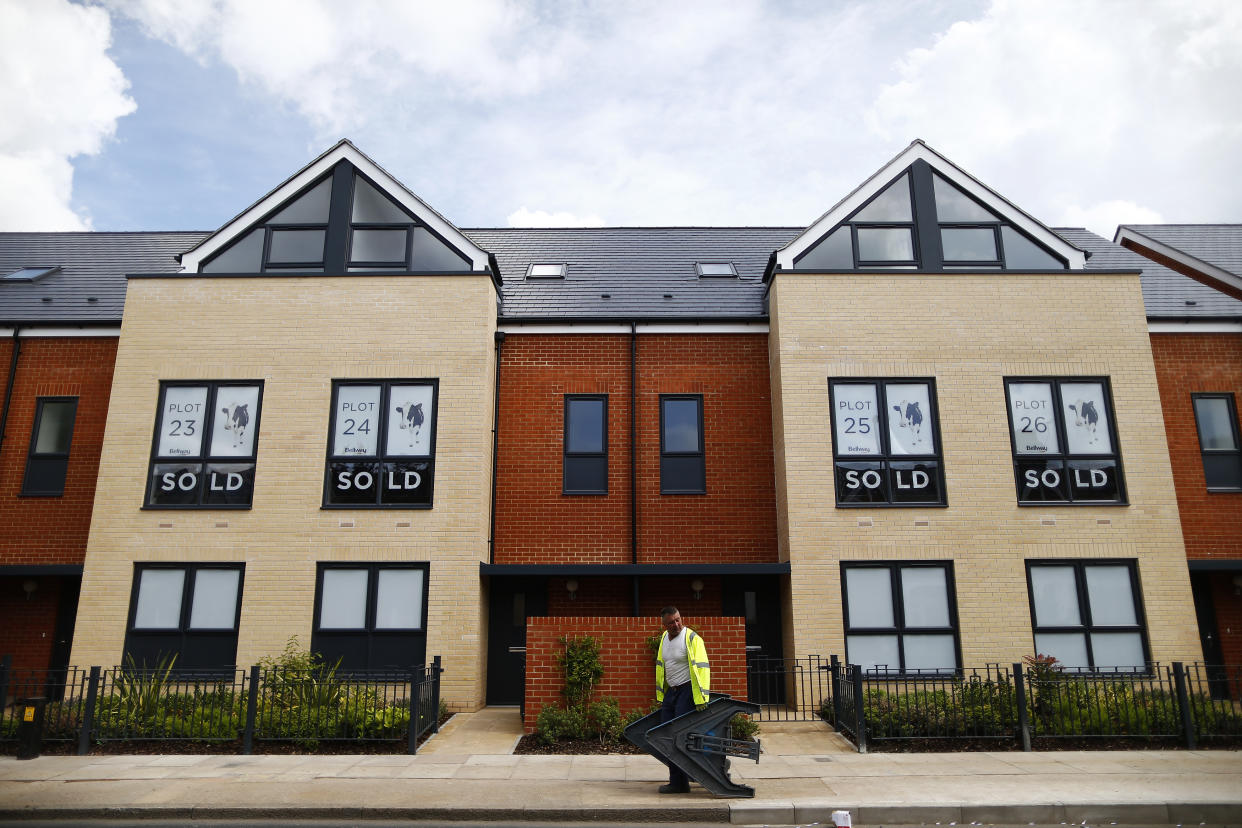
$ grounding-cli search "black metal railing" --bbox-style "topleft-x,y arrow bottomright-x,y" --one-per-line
825,659 -> 1242,753
1,654 -> 443,755
746,654 -> 833,721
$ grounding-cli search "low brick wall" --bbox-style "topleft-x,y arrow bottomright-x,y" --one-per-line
523,615 -> 747,733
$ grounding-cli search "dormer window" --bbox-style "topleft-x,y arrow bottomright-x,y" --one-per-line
527,263 -> 566,279
695,262 -> 738,277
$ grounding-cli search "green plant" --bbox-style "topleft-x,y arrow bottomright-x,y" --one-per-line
113,652 -> 178,723
729,713 -> 760,741
557,635 -> 605,709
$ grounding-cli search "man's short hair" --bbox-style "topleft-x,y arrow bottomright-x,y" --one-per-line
660,605 -> 680,619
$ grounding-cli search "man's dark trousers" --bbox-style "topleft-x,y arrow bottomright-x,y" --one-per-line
659,683 -> 694,790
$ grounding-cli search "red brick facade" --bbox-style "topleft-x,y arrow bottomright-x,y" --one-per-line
494,333 -> 778,566
522,615 -> 746,732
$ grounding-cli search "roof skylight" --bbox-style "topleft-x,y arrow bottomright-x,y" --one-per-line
695,261 -> 737,277
3,266 -> 60,282
527,263 -> 566,279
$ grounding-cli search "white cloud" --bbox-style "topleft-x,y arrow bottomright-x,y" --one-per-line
1058,200 -> 1164,239
0,0 -> 135,230
506,207 -> 606,228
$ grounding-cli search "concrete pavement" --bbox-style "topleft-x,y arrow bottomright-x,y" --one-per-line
1,707 -> 1240,825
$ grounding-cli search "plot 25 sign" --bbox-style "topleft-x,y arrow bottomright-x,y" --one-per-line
324,380 -> 438,508
1004,377 -> 1126,505
146,381 -> 263,508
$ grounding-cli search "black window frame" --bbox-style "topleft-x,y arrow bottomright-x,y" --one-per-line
659,394 -> 705,495
322,378 -> 439,509
841,561 -> 962,677
1003,376 -> 1127,506
123,562 -> 245,678
21,396 -> 77,496
312,562 -> 430,676
144,380 -> 265,510
563,394 -> 608,495
1025,559 -> 1151,673
1191,392 -> 1242,492
827,377 -> 947,507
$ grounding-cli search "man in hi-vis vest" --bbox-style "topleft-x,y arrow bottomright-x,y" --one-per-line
654,605 -> 710,793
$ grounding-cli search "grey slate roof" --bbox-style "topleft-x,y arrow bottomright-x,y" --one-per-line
1056,227 -> 1242,319
465,227 -> 799,320
0,232 -> 207,324
1119,225 -> 1242,279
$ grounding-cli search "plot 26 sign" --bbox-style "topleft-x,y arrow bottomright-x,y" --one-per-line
1005,378 -> 1125,504
324,380 -> 438,508
146,381 -> 263,508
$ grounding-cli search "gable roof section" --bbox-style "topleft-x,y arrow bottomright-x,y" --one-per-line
775,139 -> 1087,272
178,139 -> 492,275
1114,225 -> 1242,302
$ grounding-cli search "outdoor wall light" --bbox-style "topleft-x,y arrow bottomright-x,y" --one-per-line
690,578 -> 704,600
565,578 -> 579,600
21,579 -> 37,600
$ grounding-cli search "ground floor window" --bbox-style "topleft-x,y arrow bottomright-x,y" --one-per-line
124,563 -> 243,675
1026,560 -> 1148,671
842,561 -> 959,674
312,562 -> 428,674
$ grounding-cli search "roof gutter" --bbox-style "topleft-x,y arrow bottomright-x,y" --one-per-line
497,315 -> 769,326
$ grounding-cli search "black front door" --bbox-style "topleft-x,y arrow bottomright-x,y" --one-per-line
1190,571 -> 1229,700
723,575 -> 785,704
486,577 -> 547,706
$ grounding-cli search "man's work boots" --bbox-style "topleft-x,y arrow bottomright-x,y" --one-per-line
658,783 -> 690,794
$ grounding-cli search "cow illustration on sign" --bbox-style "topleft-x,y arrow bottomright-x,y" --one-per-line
220,403 -> 250,450
394,401 -> 425,449
891,400 -> 924,445
1068,400 -> 1100,445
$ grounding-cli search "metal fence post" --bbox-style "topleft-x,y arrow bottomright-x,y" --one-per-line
1012,662 -> 1031,751
851,664 -> 867,754
1172,662 -> 1196,750
242,665 -> 260,755
77,666 -> 101,756
431,655 -> 443,734
407,665 -> 423,755
829,655 -> 842,727
0,655 -> 10,718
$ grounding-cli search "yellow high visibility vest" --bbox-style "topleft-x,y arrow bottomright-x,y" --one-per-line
655,628 -> 710,706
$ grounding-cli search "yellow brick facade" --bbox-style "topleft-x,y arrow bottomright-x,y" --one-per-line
769,270 -> 1204,668
70,274 -> 497,710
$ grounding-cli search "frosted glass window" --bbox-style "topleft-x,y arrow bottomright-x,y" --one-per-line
933,173 -> 995,221
189,569 -> 240,629
853,174 -> 912,222
267,229 -> 325,264
319,569 -> 369,629
857,227 -> 914,261
847,635 -> 900,672
1030,566 -> 1081,626
1090,632 -> 1145,669
33,401 -> 75,453
1034,633 -> 1089,669
941,228 -> 997,261
135,569 -> 185,629
902,635 -> 957,672
846,568 -> 893,627
901,567 -> 950,627
351,175 -> 409,223
375,569 -> 424,629
1194,397 -> 1237,450
1001,227 -> 1064,269
269,177 -> 331,224
351,229 -> 407,263
202,228 -> 264,273
1085,566 -> 1137,625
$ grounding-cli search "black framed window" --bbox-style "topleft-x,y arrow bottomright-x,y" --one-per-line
1192,393 -> 1242,491
22,397 -> 77,496
828,378 -> 945,506
312,563 -> 429,673
842,562 -> 960,675
1004,377 -> 1126,505
564,395 -> 607,494
1026,560 -> 1149,672
324,379 -> 438,508
145,381 -> 264,508
124,563 -> 244,675
660,395 -> 705,494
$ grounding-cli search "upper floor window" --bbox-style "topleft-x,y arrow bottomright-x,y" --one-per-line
564,395 -> 607,494
1027,560 -> 1148,672
1004,377 -> 1126,505
660,395 -> 705,494
124,563 -> 244,676
145,381 -> 263,509
1192,393 -> 1242,491
324,379 -> 438,508
843,561 -> 960,675
828,378 -> 945,506
22,397 -> 77,496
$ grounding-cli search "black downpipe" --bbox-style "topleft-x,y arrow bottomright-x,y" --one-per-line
0,328 -> 21,457
630,322 -> 639,615
488,330 -> 505,564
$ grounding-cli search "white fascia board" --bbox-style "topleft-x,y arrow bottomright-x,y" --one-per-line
1149,320 -> 1242,334
179,141 -> 490,273
1116,227 -> 1242,297
775,140 -> 1087,270
498,322 -> 769,335
0,326 -> 120,337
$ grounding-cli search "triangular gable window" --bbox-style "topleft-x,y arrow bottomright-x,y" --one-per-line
202,161 -> 472,275
793,160 -> 1067,272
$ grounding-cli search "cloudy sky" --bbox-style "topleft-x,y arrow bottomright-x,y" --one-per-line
2,0 -> 1240,237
